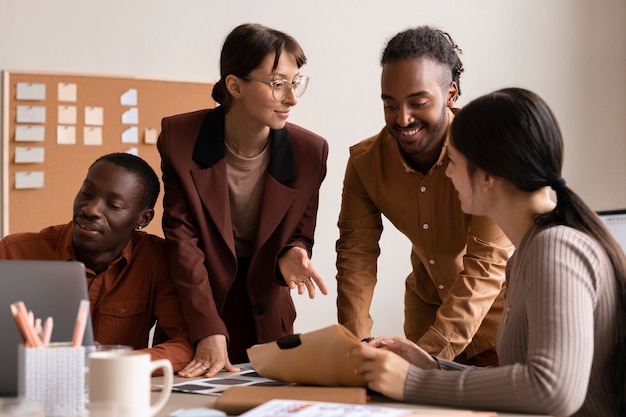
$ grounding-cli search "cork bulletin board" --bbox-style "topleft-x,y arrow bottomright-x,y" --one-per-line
2,70 -> 215,237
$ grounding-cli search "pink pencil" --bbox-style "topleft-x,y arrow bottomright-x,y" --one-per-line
13,302 -> 43,347
71,299 -> 90,347
41,316 -> 53,346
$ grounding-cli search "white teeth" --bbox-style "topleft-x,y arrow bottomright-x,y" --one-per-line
401,127 -> 421,136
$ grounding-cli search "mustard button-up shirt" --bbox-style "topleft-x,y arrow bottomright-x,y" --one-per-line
336,121 -> 513,359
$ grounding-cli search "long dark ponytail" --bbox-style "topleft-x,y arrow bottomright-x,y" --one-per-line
450,87 -> 626,413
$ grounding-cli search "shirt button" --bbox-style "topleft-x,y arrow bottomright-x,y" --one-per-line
420,186 -> 427,192
429,259 -> 435,265
468,338 -> 473,343
438,284 -> 444,290
120,308 -> 126,314
422,224 -> 429,230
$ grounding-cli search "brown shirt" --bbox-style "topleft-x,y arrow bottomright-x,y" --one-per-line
0,223 -> 193,372
337,119 -> 513,359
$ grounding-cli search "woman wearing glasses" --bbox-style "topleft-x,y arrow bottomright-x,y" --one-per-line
157,23 -> 329,378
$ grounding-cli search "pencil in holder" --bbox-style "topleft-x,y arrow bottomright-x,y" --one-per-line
18,343 -> 86,417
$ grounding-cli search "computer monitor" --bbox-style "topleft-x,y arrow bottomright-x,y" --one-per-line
597,209 -> 626,253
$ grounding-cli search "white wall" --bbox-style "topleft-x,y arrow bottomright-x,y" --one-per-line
1,0 -> 625,336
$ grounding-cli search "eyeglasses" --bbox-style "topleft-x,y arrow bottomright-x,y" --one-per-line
242,75 -> 310,101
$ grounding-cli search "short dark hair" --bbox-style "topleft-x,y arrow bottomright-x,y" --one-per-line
211,23 -> 307,108
381,26 -> 464,97
90,153 -> 160,210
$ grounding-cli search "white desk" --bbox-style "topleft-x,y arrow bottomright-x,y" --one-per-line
153,374 -> 552,417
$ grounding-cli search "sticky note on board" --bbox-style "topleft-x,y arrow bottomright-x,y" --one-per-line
16,83 -> 46,101
15,125 -> 45,142
14,147 -> 45,163
121,126 -> 138,143
120,89 -> 137,106
16,105 -> 46,123
58,105 -> 77,124
15,171 -> 44,189
57,125 -> 76,144
85,106 -> 104,125
58,83 -> 77,102
144,127 -> 158,144
125,147 -> 139,156
121,107 -> 138,124
84,126 -> 103,146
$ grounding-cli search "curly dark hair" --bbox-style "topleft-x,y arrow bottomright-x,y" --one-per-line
381,26 -> 464,97
90,152 -> 160,210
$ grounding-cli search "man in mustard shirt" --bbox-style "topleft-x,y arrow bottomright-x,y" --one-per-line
336,26 -> 513,366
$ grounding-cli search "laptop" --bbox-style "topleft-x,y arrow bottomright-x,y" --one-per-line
0,260 -> 94,396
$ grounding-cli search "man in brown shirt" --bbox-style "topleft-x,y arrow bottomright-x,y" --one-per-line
0,153 -> 193,372
336,26 -> 513,365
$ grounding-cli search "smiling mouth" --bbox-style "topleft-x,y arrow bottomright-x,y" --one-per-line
399,126 -> 423,136
75,219 -> 101,233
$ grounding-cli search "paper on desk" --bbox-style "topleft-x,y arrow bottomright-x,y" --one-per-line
166,366 -> 286,397
239,399 -> 497,417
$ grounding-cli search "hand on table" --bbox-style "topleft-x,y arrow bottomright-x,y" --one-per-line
177,334 -> 240,378
278,246 -> 328,298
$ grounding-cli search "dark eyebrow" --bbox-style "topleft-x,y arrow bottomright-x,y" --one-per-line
381,90 -> 431,101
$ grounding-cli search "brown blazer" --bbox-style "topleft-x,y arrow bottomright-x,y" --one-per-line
157,106 -> 328,347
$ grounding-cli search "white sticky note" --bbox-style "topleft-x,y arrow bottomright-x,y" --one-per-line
15,171 -> 45,189
144,127 -> 158,144
121,126 -> 139,143
15,146 -> 45,164
84,126 -> 103,146
57,125 -> 76,144
16,105 -> 46,123
121,107 -> 138,124
85,106 -> 104,125
58,105 -> 77,124
58,83 -> 77,102
16,83 -> 46,101
120,89 -> 137,106
15,125 -> 45,142
125,147 -> 139,156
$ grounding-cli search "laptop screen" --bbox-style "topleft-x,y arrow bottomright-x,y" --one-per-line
0,260 -> 94,396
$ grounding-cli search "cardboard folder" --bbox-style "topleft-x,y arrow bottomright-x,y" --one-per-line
214,385 -> 367,415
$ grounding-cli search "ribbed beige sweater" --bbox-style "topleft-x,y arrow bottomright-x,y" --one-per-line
404,225 -> 620,416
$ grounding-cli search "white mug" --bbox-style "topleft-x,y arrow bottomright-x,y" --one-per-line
88,351 -> 173,417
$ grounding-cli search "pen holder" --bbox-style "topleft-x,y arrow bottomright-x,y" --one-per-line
18,343 -> 86,417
